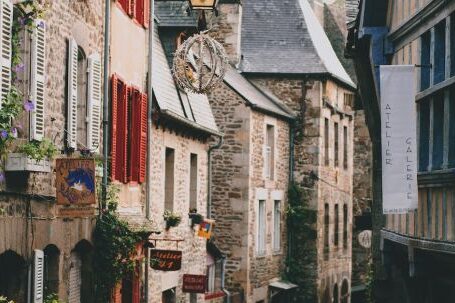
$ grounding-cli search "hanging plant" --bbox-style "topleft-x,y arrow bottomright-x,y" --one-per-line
16,138 -> 58,161
188,209 -> 203,227
0,296 -> 14,303
163,210 -> 182,229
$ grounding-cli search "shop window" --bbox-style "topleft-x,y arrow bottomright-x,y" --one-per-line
341,279 -> 349,303
264,124 -> 275,180
420,31 -> 431,91
162,288 -> 176,303
324,203 -> 329,260
418,100 -> 430,171
165,148 -> 175,211
257,200 -> 266,255
432,94 -> 444,170
434,20 -> 446,85
343,126 -> 348,170
334,122 -> 339,167
189,153 -> 198,211
324,118 -> 329,166
334,204 -> 339,246
206,259 -> 222,294
43,245 -> 60,298
273,200 -> 281,251
0,250 -> 27,302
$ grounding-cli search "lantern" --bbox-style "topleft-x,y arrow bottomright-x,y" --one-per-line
187,0 -> 218,10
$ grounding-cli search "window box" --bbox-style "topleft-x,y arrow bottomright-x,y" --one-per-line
5,153 -> 51,173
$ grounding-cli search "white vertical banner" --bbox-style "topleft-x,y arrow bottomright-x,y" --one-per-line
380,65 -> 418,214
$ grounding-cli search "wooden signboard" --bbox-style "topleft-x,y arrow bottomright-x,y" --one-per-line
58,206 -> 96,217
56,158 -> 96,206
198,219 -> 215,239
150,249 -> 182,271
182,274 -> 206,293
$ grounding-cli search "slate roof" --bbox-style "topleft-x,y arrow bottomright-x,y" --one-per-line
152,23 -> 220,135
155,0 -> 198,27
223,66 -> 294,120
240,0 -> 355,88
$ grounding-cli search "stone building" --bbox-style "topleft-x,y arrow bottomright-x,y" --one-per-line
348,0 -> 455,302
210,0 -> 357,302
0,0 -> 104,302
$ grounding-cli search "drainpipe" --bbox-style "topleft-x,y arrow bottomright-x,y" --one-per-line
287,121 -> 295,265
221,257 -> 231,303
144,0 -> 155,302
102,0 -> 111,207
207,135 -> 223,218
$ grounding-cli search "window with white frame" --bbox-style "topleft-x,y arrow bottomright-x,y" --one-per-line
273,200 -> 281,251
257,200 -> 266,255
189,153 -> 198,211
264,124 -> 275,180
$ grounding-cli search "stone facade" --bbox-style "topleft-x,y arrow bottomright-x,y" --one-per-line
0,0 -> 104,302
207,79 -> 291,302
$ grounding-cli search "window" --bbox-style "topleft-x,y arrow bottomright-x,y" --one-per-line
162,288 -> 176,303
451,12 -> 455,77
343,204 -> 348,249
190,154 -> 198,211
334,204 -> 339,246
334,122 -> 339,167
43,245 -> 60,298
432,94 -> 444,170
273,201 -> 281,251
434,20 -> 446,85
449,87 -> 455,167
165,148 -> 175,211
344,93 -> 354,108
419,100 -> 430,171
265,124 -> 275,179
420,31 -> 431,91
117,0 -> 149,28
343,126 -> 348,170
324,118 -> 329,166
257,200 -> 266,255
206,258 -> 222,294
111,75 -> 148,183
324,203 -> 329,259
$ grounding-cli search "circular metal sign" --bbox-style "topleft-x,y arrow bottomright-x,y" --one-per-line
358,230 -> 372,249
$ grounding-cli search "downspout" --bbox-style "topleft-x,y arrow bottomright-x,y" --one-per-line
221,257 -> 231,303
144,0 -> 154,302
287,120 -> 295,266
207,135 -> 223,218
102,0 -> 111,208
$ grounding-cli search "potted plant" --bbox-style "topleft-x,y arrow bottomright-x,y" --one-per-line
163,210 -> 181,230
6,139 -> 57,173
188,208 -> 204,227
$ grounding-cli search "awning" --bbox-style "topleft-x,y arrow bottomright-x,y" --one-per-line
269,281 -> 298,290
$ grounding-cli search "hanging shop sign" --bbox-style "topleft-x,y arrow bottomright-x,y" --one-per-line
150,249 -> 182,271
56,158 -> 96,205
198,219 -> 215,239
380,65 -> 418,214
358,230 -> 372,249
182,274 -> 207,293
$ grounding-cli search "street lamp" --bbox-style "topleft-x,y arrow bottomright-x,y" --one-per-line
187,0 -> 218,11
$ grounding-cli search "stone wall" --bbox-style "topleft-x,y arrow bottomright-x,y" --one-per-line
147,125 -> 210,303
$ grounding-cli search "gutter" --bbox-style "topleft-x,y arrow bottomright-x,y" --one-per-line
101,0 -> 111,208
145,0 -> 154,302
160,109 -> 223,137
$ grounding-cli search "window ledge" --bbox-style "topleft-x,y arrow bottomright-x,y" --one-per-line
416,76 -> 455,102
418,169 -> 455,187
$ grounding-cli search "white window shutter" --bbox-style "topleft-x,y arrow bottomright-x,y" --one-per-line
33,249 -> 44,303
30,19 -> 46,141
0,0 -> 12,107
67,38 -> 78,149
86,53 -> 102,152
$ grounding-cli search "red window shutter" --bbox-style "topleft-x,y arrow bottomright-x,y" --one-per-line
118,0 -> 130,14
113,80 -> 128,183
143,0 -> 149,28
132,264 -> 140,303
139,93 -> 148,183
111,283 -> 122,303
129,0 -> 136,18
129,89 -> 141,183
110,75 -> 119,181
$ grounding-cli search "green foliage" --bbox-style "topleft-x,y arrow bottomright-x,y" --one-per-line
163,210 -> 181,229
0,296 -> 14,303
17,138 -> 58,161
365,259 -> 375,303
43,293 -> 64,303
93,183 -> 143,303
0,87 -> 24,159
284,182 -> 318,302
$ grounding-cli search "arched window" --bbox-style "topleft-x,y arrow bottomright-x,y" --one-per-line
341,279 -> 349,303
333,284 -> 339,303
43,244 -> 60,297
0,250 -> 27,302
69,240 -> 94,303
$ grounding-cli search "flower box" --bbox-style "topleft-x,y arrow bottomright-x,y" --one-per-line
5,153 -> 51,172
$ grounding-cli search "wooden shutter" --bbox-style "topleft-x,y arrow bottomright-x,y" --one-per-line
68,252 -> 82,303
0,0 -> 12,107
110,75 -> 119,180
139,93 -> 147,183
132,264 -> 140,303
129,0 -> 136,18
118,0 -> 130,14
87,53 -> 102,153
33,249 -> 44,303
128,88 -> 140,182
67,38 -> 78,149
30,19 -> 46,141
143,0 -> 149,28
